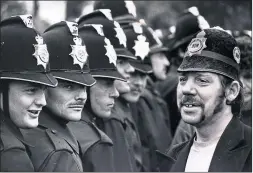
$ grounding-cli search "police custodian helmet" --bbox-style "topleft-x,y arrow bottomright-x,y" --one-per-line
42,21 -> 96,86
0,14 -> 58,87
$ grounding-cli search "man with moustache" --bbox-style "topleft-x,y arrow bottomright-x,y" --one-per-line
0,15 -> 58,172
67,18 -> 132,170
157,27 -> 252,172
157,6 -> 210,135
21,21 -> 96,171
77,10 -> 142,171
74,11 -> 142,171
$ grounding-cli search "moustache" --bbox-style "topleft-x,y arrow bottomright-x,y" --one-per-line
180,95 -> 203,107
68,101 -> 86,107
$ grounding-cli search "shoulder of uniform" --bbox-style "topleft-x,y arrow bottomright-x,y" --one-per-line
0,124 -> 26,151
68,121 -> 112,155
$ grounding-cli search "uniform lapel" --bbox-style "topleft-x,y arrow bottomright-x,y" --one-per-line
208,117 -> 250,172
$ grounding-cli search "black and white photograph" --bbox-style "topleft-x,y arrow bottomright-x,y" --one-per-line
0,0 -> 252,172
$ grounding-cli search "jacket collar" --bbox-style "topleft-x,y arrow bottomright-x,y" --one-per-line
169,116 -> 250,172
39,108 -> 80,154
0,110 -> 34,147
81,107 -> 113,144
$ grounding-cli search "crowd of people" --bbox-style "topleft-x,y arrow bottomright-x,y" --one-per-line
0,1 -> 251,172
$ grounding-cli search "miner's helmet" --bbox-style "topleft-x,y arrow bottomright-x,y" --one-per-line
77,9 -> 136,61
93,0 -> 138,23
178,26 -> 241,85
42,21 -> 96,86
121,22 -> 153,74
0,14 -> 58,87
78,24 -> 125,81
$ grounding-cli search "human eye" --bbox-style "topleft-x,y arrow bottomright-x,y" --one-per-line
196,77 -> 210,86
25,87 -> 39,94
117,59 -> 124,65
178,76 -> 187,84
64,84 -> 73,90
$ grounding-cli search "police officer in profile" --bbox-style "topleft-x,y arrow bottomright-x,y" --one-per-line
69,23 -> 132,171
0,15 -> 58,171
76,10 -> 144,171
158,27 -> 252,172
21,21 -> 96,171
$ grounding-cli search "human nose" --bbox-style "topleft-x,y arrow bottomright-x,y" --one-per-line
181,79 -> 197,95
75,87 -> 87,101
35,90 -> 47,107
126,63 -> 135,73
110,84 -> 120,98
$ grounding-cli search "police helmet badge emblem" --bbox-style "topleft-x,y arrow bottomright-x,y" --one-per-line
99,9 -> 113,20
66,21 -> 78,36
133,35 -> 150,60
19,14 -> 33,28
69,37 -> 88,69
125,1 -> 137,17
185,30 -> 207,57
104,38 -> 117,66
132,22 -> 143,34
233,47 -> 240,64
33,35 -> 49,70
114,21 -> 127,47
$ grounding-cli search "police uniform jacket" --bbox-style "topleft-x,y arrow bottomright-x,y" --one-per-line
156,116 -> 252,172
96,103 -> 137,172
68,107 -> 115,172
130,77 -> 173,171
21,108 -> 83,172
0,111 -> 34,171
112,98 -> 144,171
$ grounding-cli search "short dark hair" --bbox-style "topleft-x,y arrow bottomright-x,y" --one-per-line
218,75 -> 244,118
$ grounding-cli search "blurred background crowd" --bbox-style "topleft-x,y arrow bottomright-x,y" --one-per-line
1,1 -> 251,34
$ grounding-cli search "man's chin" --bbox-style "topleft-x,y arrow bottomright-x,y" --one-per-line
121,93 -> 140,103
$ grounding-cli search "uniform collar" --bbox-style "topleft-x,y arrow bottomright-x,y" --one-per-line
39,108 -> 80,154
0,110 -> 34,147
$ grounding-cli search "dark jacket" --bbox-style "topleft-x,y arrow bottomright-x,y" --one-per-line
99,101 -> 137,172
157,116 -> 252,172
112,99 -> 144,171
155,65 -> 181,135
0,112 -> 34,172
169,119 -> 195,149
21,108 -> 83,172
130,77 -> 173,171
68,108 -> 115,172
170,110 -> 253,149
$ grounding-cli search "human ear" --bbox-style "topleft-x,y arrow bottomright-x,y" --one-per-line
225,81 -> 240,102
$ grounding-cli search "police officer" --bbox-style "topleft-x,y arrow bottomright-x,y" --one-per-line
74,10 -> 142,171
21,21 -> 96,171
0,15 -> 58,171
158,27 -> 252,172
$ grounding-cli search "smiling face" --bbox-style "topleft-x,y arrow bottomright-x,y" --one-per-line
115,57 -> 135,94
90,78 -> 119,118
45,79 -> 87,121
5,81 -> 47,129
121,71 -> 148,103
177,72 -> 228,126
150,52 -> 170,80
